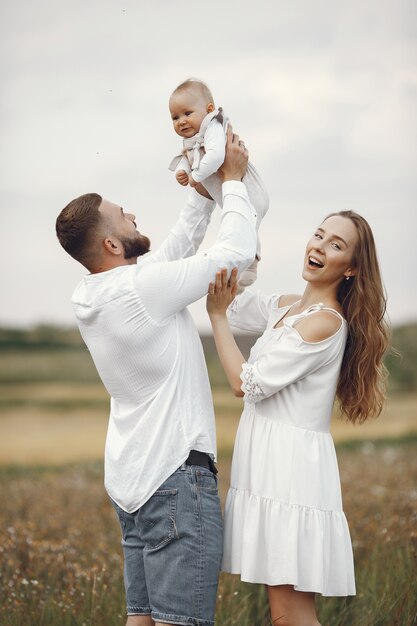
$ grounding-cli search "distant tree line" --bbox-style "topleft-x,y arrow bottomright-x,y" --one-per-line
0,323 -> 415,393
0,325 -> 82,350
383,323 -> 417,392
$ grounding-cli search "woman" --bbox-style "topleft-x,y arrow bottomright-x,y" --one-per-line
207,211 -> 389,626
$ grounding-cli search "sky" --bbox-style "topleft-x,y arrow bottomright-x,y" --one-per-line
0,0 -> 416,331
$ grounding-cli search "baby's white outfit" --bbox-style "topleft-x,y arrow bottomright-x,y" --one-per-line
222,291 -> 356,597
169,109 -> 269,290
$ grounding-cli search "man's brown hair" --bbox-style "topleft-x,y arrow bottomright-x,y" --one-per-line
56,193 -> 103,267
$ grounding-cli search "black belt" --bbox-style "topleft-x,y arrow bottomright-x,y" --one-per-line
185,449 -> 218,475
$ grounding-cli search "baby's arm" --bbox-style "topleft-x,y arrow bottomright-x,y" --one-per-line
190,121 -> 225,184
175,156 -> 191,186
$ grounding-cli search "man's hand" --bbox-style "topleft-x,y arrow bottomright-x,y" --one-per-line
218,125 -> 248,183
176,170 -> 189,186
188,174 -> 198,188
193,183 -> 212,199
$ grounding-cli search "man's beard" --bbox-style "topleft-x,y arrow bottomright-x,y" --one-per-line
121,233 -> 151,259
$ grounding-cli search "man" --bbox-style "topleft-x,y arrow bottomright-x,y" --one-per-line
56,128 -> 257,626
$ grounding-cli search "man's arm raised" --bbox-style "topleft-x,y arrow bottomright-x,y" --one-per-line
137,127 -> 258,323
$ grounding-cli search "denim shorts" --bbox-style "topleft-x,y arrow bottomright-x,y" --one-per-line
111,463 -> 223,625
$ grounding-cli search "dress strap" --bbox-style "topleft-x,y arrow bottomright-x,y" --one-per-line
306,302 -> 345,324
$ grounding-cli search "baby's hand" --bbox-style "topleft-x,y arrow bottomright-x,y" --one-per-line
176,170 -> 189,186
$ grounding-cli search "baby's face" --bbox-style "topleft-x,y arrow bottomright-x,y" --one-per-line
169,89 -> 213,138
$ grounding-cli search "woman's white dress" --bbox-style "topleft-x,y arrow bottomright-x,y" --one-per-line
222,290 -> 356,597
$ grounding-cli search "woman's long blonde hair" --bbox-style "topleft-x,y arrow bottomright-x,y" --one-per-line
328,211 -> 390,423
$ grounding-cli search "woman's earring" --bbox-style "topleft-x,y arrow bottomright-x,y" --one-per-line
345,276 -> 350,281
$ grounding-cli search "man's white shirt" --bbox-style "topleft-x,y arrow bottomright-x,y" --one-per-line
72,182 -> 257,512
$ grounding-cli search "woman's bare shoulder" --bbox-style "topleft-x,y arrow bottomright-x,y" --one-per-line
278,294 -> 302,308
294,310 -> 343,343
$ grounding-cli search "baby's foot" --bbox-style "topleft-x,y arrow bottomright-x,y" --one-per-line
236,257 -> 259,295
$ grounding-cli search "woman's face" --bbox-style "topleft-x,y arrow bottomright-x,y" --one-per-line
302,215 -> 358,286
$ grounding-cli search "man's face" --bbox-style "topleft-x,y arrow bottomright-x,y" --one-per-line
120,231 -> 150,259
99,200 -> 150,259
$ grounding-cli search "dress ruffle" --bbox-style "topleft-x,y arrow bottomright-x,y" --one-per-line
223,488 -> 355,596
222,407 -> 356,596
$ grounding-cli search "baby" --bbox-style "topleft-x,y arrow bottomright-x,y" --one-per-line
169,78 -> 269,291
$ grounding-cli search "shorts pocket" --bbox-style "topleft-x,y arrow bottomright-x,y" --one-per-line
195,469 -> 218,492
139,489 -> 179,549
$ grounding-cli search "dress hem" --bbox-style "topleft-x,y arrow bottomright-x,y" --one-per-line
221,569 -> 356,597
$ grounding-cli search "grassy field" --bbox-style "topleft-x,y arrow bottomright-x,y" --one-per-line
1,379 -> 416,464
1,441 -> 416,626
1,346 -> 417,625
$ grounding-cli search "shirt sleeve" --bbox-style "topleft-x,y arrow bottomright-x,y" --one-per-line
191,121 -> 226,183
140,188 -> 215,264
227,290 -> 280,333
240,323 -> 341,403
136,181 -> 257,323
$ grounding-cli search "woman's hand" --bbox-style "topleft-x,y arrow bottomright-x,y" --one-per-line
206,267 -> 245,396
206,267 -> 238,316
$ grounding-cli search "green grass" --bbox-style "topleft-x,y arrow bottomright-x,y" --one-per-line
0,396 -> 108,411
334,431 -> 417,451
316,545 -> 417,625
1,334 -> 416,624
1,440 -> 416,626
0,350 -> 99,384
